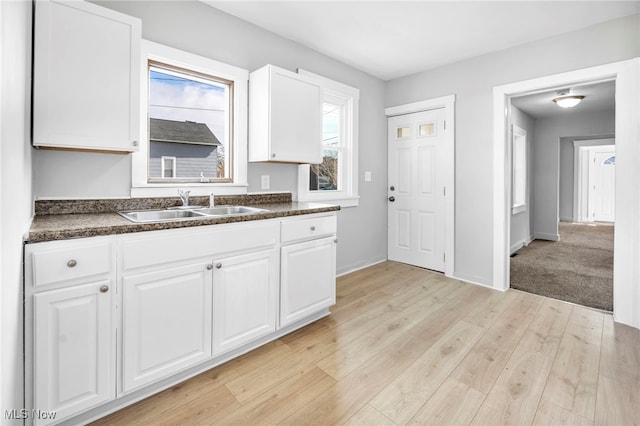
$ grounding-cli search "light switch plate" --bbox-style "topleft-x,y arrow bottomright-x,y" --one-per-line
364,171 -> 372,182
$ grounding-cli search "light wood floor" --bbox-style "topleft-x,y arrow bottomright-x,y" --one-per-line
93,261 -> 639,426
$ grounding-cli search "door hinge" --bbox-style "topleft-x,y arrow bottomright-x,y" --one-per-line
443,187 -> 446,196
444,120 -> 446,130
443,253 -> 446,263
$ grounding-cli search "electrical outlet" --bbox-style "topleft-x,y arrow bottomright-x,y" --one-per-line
364,171 -> 372,182
261,175 -> 270,190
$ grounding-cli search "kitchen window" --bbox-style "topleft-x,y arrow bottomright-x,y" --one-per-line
132,40 -> 248,197
297,70 -> 359,207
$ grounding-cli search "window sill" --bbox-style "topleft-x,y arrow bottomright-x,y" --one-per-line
512,204 -> 526,215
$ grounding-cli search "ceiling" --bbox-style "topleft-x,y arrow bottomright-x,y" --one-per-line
511,80 -> 615,119
204,1 -> 639,81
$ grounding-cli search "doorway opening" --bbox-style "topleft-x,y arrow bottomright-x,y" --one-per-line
492,58 -> 640,328
507,82 -> 615,311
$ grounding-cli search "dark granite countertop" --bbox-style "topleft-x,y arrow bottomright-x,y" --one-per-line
27,193 -> 339,243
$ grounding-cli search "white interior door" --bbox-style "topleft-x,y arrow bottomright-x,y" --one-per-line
589,148 -> 616,222
388,108 -> 447,272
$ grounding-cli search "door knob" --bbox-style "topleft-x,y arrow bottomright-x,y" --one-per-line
389,186 -> 395,191
388,196 -> 395,202
99,285 -> 109,293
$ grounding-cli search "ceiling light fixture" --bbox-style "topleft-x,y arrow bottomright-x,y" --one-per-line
552,89 -> 585,108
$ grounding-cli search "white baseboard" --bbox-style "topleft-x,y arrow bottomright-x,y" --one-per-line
510,235 -> 534,254
337,258 -> 387,277
452,272 -> 502,291
534,232 -> 560,242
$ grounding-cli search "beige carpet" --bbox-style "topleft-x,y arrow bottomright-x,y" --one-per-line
510,222 -> 614,311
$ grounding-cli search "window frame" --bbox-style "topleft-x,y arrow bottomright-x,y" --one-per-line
511,124 -> 527,215
131,40 -> 248,197
297,69 -> 359,207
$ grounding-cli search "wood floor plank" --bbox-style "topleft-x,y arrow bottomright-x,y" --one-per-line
540,306 -> 603,421
216,367 -> 335,426
533,399 -> 593,426
594,374 -> 639,426
462,287 -> 520,328
280,333 -> 432,426
598,315 -> 640,387
470,298 -> 572,426
369,320 -> 485,425
343,404 -> 397,426
93,379 -> 239,426
315,283 -> 453,380
450,291 -> 544,394
408,378 -> 486,425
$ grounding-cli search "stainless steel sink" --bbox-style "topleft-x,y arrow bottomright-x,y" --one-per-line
118,205 -> 268,223
194,206 -> 267,216
118,209 -> 208,223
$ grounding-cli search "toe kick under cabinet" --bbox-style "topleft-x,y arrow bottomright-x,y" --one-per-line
24,212 -> 336,425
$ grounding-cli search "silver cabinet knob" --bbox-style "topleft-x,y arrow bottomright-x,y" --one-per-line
216,263 -> 222,269
99,285 -> 109,293
388,196 -> 396,202
389,185 -> 395,191
67,259 -> 77,268
310,226 -> 316,231
206,264 -> 213,270
271,153 -> 276,158
334,238 -> 338,244
132,140 -> 139,147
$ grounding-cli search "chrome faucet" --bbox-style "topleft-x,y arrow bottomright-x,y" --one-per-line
178,189 -> 190,207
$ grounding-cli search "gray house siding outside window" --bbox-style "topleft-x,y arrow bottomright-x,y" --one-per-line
148,118 -> 222,180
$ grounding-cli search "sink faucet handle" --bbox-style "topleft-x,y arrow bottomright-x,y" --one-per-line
178,189 -> 191,206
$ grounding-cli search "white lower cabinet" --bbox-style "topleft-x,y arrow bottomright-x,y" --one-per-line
280,236 -> 337,327
213,249 -> 278,355
33,281 -> 115,426
25,214 -> 336,424
25,236 -> 117,426
122,260 -> 213,393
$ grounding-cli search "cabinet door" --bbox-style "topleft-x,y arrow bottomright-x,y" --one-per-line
34,281 -> 114,425
122,262 -> 212,393
270,69 -> 322,163
213,249 -> 278,355
249,65 -> 322,163
33,0 -> 140,152
280,236 -> 336,328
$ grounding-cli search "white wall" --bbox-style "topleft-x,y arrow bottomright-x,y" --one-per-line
386,14 -> 640,286
509,106 -> 535,253
0,0 -> 33,420
33,1 -> 388,274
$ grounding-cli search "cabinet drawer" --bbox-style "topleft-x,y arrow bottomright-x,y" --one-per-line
29,238 -> 114,289
281,214 -> 337,244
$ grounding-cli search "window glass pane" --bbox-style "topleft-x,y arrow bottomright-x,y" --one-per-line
309,149 -> 338,191
603,156 -> 615,165
419,122 -> 436,137
148,62 -> 231,182
397,126 -> 411,139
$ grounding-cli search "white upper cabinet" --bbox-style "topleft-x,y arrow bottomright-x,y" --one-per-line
249,64 -> 322,164
33,0 -> 141,152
